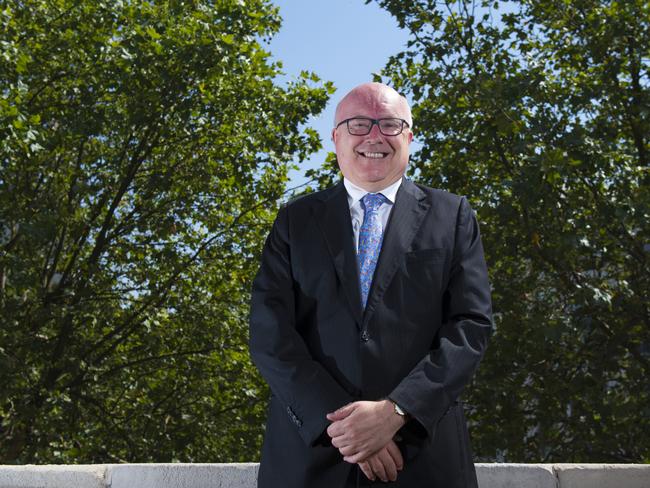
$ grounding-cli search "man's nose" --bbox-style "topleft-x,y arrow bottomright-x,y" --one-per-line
364,122 -> 384,141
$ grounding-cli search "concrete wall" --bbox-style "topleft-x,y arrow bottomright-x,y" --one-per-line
0,463 -> 648,488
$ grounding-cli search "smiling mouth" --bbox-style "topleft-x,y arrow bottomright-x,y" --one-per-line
358,151 -> 389,159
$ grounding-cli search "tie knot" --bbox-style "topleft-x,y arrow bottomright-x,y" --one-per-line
361,193 -> 387,213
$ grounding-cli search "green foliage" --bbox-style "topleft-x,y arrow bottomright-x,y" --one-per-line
0,0 -> 333,463
302,151 -> 341,195
371,0 -> 649,462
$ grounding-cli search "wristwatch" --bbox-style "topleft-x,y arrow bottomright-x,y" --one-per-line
391,400 -> 408,419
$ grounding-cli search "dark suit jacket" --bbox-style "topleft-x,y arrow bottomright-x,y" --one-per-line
249,179 -> 493,487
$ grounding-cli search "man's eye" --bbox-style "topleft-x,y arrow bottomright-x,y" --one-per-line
351,120 -> 370,128
381,120 -> 399,129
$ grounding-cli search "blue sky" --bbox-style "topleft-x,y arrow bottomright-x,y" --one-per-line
267,0 -> 412,188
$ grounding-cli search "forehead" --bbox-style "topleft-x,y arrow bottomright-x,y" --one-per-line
337,90 -> 408,120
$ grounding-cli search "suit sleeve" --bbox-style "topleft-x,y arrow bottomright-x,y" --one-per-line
249,205 -> 354,446
389,196 -> 493,440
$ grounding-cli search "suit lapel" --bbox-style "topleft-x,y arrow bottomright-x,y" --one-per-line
313,181 -> 363,327
362,179 -> 430,328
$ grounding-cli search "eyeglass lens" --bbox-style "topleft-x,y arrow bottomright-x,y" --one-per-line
347,118 -> 405,135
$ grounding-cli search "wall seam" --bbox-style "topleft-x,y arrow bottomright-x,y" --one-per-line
552,464 -> 560,488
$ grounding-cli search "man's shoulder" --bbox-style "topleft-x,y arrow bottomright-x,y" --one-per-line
406,180 -> 465,206
280,179 -> 468,212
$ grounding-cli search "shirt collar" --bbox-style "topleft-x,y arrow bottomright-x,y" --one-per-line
343,177 -> 402,206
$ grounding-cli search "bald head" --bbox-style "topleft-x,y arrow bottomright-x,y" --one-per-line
334,82 -> 412,128
331,82 -> 413,192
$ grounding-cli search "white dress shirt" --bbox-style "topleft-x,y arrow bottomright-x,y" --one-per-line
343,177 -> 402,253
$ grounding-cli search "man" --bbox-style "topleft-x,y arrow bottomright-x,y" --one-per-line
249,82 -> 493,487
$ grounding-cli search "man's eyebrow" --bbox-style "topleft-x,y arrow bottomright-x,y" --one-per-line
348,115 -> 402,119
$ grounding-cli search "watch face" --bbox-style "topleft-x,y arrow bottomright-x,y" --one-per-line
394,403 -> 406,416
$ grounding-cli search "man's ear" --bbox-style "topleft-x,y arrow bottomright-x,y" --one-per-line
331,128 -> 337,142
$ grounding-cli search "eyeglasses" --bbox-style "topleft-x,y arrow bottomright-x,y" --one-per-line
335,117 -> 410,136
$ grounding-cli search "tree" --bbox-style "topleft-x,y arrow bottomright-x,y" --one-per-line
370,0 -> 649,462
0,0 -> 333,463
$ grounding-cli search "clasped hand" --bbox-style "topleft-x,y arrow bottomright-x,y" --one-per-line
326,400 -> 405,482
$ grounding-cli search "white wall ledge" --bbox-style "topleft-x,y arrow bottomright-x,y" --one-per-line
0,463 -> 648,488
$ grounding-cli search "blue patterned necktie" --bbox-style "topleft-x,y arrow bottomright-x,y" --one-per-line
357,193 -> 388,308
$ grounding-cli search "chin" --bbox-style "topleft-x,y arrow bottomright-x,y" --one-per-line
360,174 -> 387,184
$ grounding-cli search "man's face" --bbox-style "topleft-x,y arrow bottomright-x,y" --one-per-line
332,85 -> 413,192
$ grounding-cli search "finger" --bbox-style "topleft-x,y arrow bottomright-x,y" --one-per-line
330,436 -> 346,449
369,455 -> 388,483
386,440 -> 404,471
326,402 -> 356,421
377,448 -> 398,481
326,404 -> 352,421
339,445 -> 356,456
358,462 -> 375,481
326,421 -> 344,438
343,449 -> 369,464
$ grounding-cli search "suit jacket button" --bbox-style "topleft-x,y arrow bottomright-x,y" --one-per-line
361,330 -> 369,342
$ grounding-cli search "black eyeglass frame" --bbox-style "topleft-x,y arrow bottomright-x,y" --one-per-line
335,117 -> 410,136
